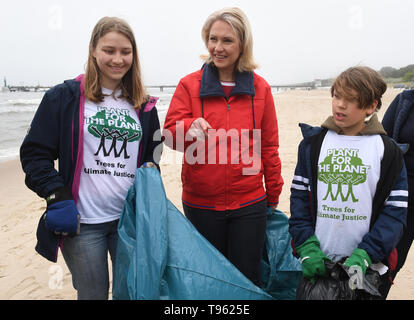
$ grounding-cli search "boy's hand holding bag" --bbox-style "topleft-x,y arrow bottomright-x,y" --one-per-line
344,248 -> 372,275
296,235 -> 332,282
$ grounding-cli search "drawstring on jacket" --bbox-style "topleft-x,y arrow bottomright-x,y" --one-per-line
251,96 -> 256,129
202,98 -> 204,118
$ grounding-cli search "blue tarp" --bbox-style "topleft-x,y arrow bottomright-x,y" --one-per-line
113,168 -> 301,300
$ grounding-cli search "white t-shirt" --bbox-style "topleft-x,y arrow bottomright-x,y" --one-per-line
77,88 -> 142,223
315,131 -> 384,263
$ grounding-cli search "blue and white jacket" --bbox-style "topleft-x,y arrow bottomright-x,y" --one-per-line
288,114 -> 408,268
382,89 -> 414,206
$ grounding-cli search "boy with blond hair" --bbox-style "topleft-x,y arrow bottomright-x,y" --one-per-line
289,66 -> 408,299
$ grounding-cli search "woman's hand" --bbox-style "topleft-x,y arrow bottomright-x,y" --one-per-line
188,118 -> 212,141
141,162 -> 157,168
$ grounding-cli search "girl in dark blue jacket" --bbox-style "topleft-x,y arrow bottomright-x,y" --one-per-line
20,17 -> 162,300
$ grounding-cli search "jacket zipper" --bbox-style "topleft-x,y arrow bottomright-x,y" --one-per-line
225,97 -> 230,209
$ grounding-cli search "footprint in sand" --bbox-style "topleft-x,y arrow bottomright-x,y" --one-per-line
0,264 -> 6,278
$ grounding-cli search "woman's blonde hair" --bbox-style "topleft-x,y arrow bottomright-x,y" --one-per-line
201,7 -> 258,72
84,16 -> 147,109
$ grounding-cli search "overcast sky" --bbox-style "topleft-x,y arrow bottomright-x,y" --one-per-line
1,0 -> 413,86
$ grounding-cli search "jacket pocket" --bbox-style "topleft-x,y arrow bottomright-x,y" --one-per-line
182,163 -> 225,197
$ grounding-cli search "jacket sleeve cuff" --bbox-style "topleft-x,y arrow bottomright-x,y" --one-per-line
183,118 -> 197,134
267,201 -> 279,207
266,194 -> 279,207
46,186 -> 73,205
164,118 -> 197,151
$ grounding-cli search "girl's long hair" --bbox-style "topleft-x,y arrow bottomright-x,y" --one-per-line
84,17 -> 147,109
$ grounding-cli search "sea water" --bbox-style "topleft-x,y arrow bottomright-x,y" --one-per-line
0,87 -> 173,163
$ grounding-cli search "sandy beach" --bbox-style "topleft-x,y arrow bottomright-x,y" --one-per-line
0,88 -> 413,300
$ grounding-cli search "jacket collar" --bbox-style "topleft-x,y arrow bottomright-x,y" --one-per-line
199,63 -> 255,98
299,113 -> 386,140
299,123 -> 324,139
300,114 -> 409,153
400,88 -> 414,102
63,74 -> 84,96
321,113 -> 386,135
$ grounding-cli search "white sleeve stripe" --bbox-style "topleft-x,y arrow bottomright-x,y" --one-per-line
293,175 -> 309,184
385,200 -> 408,208
389,190 -> 409,197
291,183 -> 309,191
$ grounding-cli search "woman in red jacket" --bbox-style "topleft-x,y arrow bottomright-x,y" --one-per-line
163,7 -> 283,285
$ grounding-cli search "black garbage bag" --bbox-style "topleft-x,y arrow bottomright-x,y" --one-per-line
296,260 -> 382,300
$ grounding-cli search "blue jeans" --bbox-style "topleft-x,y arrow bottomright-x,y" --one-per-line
61,219 -> 119,300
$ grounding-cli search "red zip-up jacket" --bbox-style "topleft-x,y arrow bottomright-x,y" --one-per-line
163,64 -> 283,211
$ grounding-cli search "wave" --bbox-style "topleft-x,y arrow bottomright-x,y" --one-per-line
0,98 -> 39,114
0,146 -> 19,162
0,105 -> 37,114
2,98 -> 41,106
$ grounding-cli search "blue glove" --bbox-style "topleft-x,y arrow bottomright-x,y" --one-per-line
45,187 -> 80,236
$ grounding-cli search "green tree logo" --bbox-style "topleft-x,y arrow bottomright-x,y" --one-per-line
86,108 -> 142,159
318,149 -> 370,202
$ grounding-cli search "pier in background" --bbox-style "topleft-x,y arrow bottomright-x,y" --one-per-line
5,81 -> 326,93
